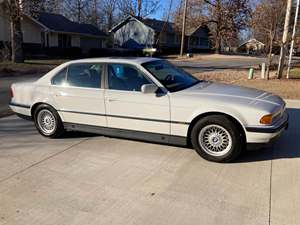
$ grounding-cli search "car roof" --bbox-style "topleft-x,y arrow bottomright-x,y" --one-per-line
35,57 -> 162,84
68,57 -> 161,65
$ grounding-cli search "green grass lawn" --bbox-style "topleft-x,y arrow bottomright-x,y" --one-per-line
289,67 -> 300,79
25,59 -> 69,65
0,59 -> 69,76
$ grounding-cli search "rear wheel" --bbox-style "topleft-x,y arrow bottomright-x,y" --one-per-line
34,104 -> 65,138
191,115 -> 244,162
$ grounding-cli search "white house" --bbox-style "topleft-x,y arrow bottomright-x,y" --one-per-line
0,7 -> 108,55
110,15 -> 210,53
238,39 -> 265,54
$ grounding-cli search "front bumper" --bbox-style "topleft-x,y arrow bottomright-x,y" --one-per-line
245,112 -> 289,144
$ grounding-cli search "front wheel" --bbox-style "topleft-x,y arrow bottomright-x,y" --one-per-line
34,104 -> 65,138
191,115 -> 244,162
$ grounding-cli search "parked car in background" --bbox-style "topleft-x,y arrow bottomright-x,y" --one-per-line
9,58 -> 288,162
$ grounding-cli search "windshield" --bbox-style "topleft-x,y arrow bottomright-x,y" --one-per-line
142,60 -> 200,92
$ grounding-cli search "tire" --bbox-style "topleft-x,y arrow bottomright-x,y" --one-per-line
34,104 -> 65,138
190,115 -> 244,162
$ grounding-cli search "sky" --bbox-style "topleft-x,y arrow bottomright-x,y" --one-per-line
151,0 -> 262,20
151,0 -> 181,19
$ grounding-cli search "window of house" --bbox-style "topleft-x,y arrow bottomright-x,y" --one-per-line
58,34 -> 71,48
41,32 -> 45,48
108,64 -> 151,92
200,38 -> 209,47
46,33 -> 49,47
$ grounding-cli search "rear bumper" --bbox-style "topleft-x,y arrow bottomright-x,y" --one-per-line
9,101 -> 31,117
245,112 -> 289,144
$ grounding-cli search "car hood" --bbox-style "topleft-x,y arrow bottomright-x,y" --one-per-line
180,81 -> 284,106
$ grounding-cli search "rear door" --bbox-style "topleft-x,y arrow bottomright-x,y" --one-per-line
104,63 -> 170,135
51,63 -> 106,127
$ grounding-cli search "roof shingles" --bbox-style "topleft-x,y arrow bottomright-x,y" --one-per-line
37,12 -> 107,37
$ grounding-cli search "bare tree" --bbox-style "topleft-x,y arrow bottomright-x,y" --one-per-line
173,0 -> 205,34
22,0 -> 44,18
173,0 -> 250,54
103,0 -> 117,30
156,0 -> 174,46
43,0 -> 62,14
252,0 -> 286,79
91,0 -> 99,25
22,0 -> 62,16
64,0 -> 89,23
117,0 -> 159,19
204,0 -> 251,54
84,0 -> 101,27
2,0 -> 24,63
137,0 -> 142,17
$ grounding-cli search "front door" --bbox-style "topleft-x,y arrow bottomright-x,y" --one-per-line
51,63 -> 106,127
104,63 -> 170,135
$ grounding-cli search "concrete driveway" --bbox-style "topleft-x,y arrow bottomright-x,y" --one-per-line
0,100 -> 299,225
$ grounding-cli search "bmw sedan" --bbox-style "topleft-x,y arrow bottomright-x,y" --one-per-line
9,57 -> 288,162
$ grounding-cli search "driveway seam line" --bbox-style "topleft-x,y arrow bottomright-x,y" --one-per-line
268,146 -> 274,225
0,138 -> 89,185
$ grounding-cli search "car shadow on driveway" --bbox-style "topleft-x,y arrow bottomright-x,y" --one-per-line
0,117 -> 99,139
236,108 -> 300,163
60,131 -> 99,139
2,107 -> 299,163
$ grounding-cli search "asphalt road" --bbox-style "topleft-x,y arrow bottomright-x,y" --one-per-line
172,57 -> 267,73
0,100 -> 299,225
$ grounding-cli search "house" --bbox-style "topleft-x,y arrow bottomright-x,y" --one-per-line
185,25 -> 210,52
238,38 -> 265,55
0,7 -> 108,56
110,15 -> 210,53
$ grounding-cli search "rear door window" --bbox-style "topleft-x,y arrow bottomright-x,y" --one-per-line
67,63 -> 102,88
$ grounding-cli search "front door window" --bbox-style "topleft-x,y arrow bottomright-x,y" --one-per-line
107,64 -> 151,92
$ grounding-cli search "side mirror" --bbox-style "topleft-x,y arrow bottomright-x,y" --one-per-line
141,84 -> 158,94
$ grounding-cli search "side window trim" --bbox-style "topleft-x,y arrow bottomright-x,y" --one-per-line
102,63 -> 108,90
65,64 -> 69,83
51,66 -> 67,85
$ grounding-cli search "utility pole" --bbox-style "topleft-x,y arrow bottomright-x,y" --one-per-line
277,0 -> 293,79
287,0 -> 300,79
180,0 -> 188,56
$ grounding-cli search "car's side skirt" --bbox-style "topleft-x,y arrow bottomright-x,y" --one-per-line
64,122 -> 187,146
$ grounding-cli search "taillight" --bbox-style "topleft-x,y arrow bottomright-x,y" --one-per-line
9,85 -> 13,98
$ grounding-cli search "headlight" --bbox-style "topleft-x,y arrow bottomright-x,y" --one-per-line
260,105 -> 284,125
260,114 -> 273,125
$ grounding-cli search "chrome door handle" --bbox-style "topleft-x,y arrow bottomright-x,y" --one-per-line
106,98 -> 118,102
